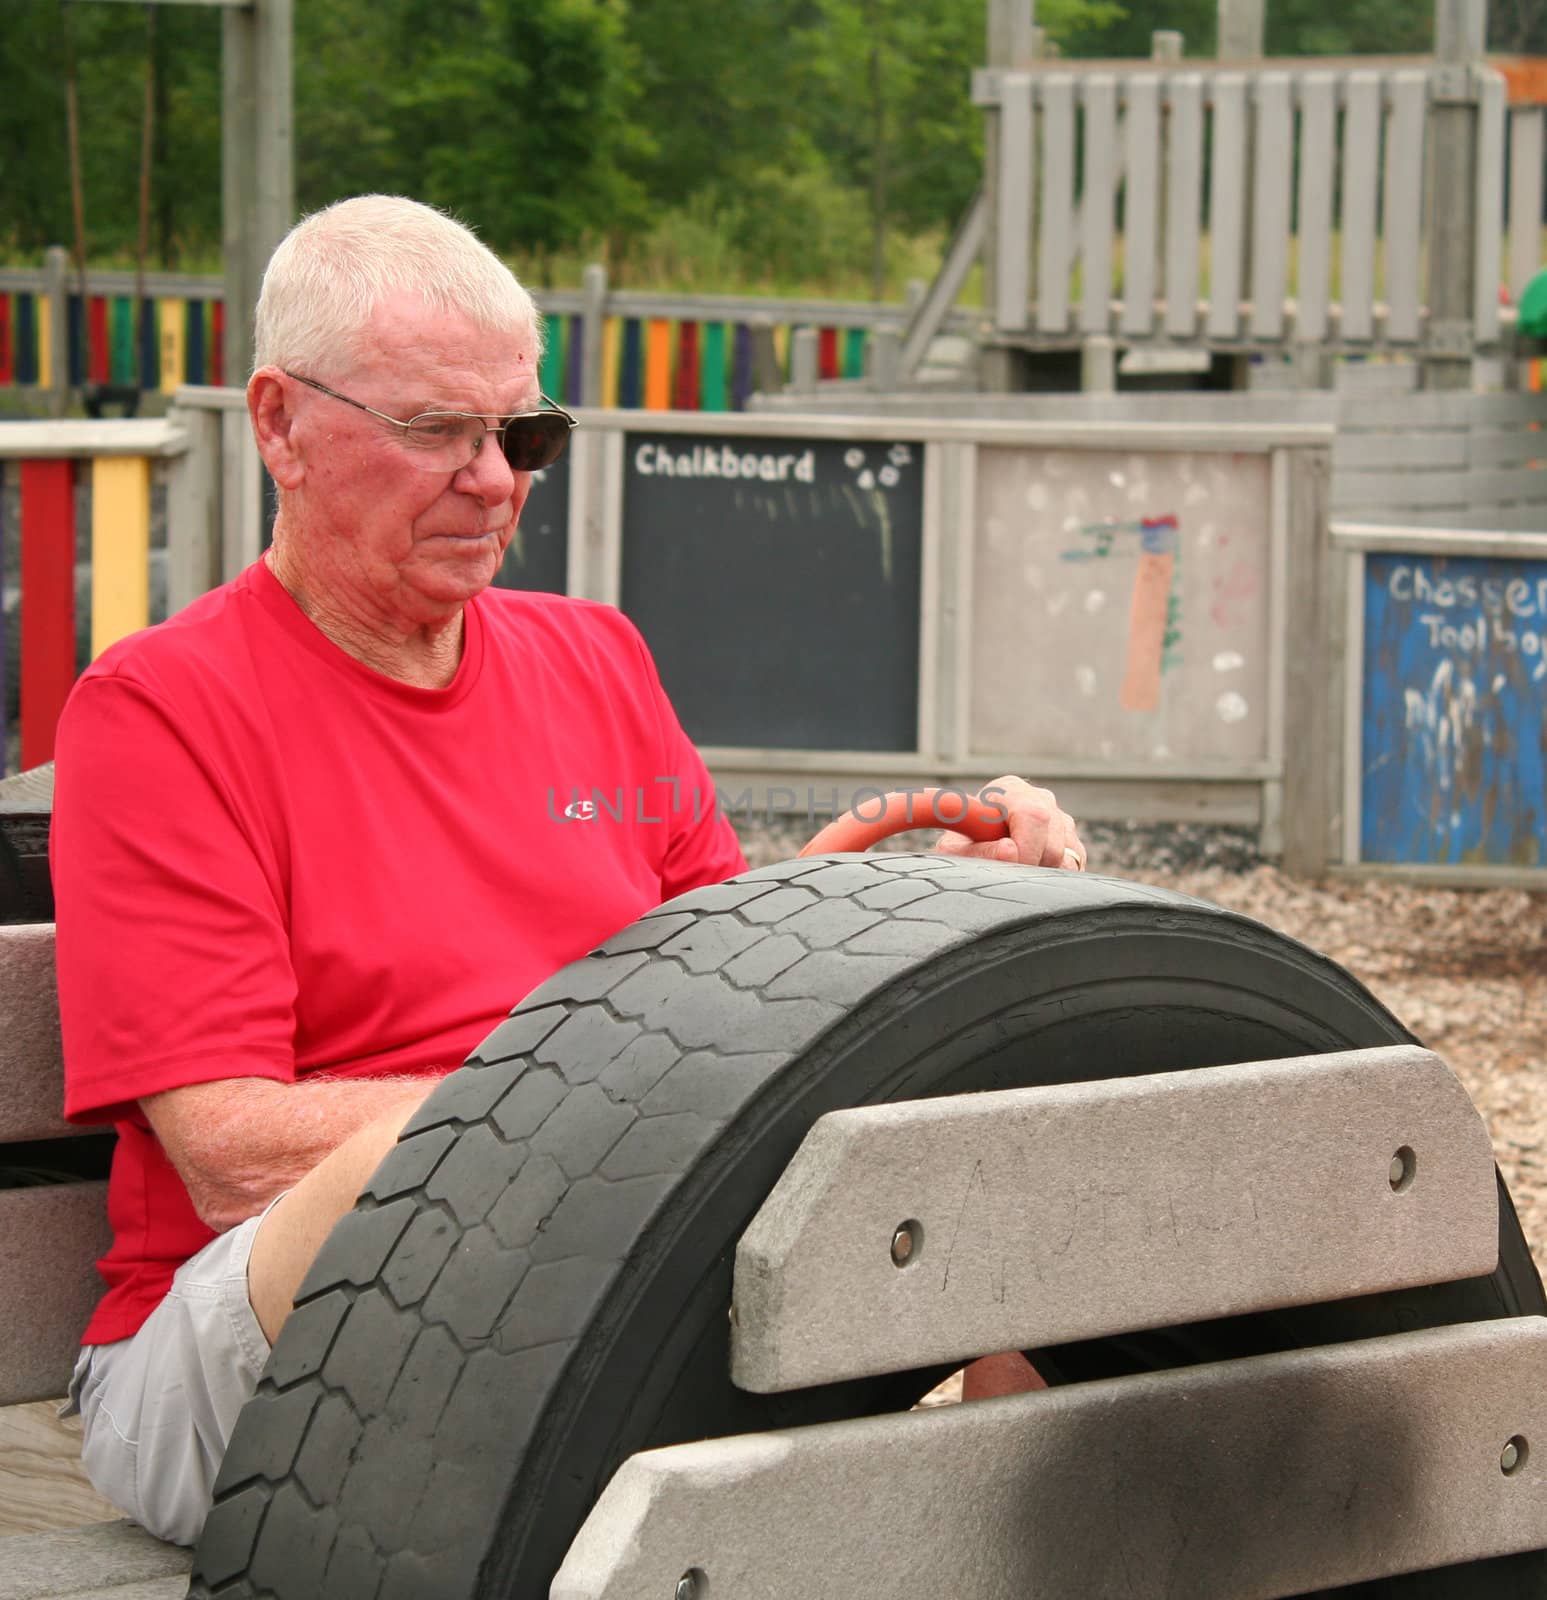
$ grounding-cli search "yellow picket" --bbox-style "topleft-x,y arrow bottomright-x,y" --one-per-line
90,456 -> 152,658
36,297 -> 52,391
158,297 -> 186,394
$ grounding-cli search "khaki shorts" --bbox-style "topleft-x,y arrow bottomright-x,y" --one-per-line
67,1203 -> 276,1547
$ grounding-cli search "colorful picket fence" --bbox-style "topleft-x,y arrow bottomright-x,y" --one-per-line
0,292 -> 226,393
0,423 -> 182,773
0,288 -> 871,412
537,313 -> 869,411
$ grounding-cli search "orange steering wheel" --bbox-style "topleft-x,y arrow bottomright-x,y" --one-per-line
799,787 -> 1011,857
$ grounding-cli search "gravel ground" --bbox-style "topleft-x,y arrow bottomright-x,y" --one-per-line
734,819 -> 1547,1284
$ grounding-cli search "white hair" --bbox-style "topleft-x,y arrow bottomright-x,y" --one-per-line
253,194 -> 543,376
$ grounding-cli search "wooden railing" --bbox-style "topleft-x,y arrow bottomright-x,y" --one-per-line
972,59 -> 1541,353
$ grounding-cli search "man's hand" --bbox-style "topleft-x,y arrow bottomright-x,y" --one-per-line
934,775 -> 1086,870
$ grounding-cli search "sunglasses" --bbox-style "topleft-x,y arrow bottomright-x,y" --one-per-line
285,371 -> 576,474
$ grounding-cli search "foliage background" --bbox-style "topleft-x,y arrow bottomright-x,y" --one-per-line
2,0 -> 1543,294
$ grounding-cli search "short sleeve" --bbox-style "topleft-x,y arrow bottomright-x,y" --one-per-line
51,673 -> 298,1124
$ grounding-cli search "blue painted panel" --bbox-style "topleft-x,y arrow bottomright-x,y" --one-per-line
1362,552 -> 1547,865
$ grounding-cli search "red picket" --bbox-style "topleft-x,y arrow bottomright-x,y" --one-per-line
19,460 -> 78,769
817,326 -> 840,380
88,297 -> 110,386
673,320 -> 701,410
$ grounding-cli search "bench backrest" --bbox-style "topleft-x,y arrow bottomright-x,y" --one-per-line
0,920 -> 110,1405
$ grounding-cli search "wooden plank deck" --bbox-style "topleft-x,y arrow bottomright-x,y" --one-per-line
0,1402 -> 119,1536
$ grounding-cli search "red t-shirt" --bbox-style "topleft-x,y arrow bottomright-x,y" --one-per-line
51,561 -> 745,1343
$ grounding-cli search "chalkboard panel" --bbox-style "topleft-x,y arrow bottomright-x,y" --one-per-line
493,453 -> 569,595
1362,552 -> 1547,865
970,447 -> 1274,765
619,433 -> 923,751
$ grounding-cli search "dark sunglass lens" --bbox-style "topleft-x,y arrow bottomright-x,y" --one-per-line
502,416 -> 569,473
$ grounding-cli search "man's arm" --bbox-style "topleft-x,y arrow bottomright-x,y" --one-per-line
141,1073 -> 446,1233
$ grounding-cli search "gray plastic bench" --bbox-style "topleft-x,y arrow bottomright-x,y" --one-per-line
6,762 -> 1547,1598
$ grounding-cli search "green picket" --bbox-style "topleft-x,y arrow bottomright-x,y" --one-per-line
110,297 -> 135,385
540,316 -> 565,400
843,326 -> 867,379
700,322 -> 728,412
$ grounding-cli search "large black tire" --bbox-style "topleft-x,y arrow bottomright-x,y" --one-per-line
190,857 -> 1546,1599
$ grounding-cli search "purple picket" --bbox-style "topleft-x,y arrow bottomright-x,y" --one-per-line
0,463 -> 6,774
732,322 -> 754,410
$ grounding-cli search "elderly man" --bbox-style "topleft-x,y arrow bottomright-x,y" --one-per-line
49,194 -> 1085,1547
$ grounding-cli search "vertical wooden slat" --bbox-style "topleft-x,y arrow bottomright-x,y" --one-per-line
1383,71 -> 1427,343
816,326 -> 840,380
1080,76 -> 1118,335
19,460 -> 76,770
158,296 -> 185,394
0,296 -> 12,385
673,322 -> 700,410
996,72 -> 1034,333
843,327 -> 867,378
87,297 -> 109,386
1340,73 -> 1382,343
1295,76 -> 1338,343
137,299 -> 158,389
1037,76 -> 1077,333
540,313 -> 565,399
211,299 -> 226,387
1509,107 -> 1545,302
109,298 -> 134,386
701,322 -> 728,412
1120,76 -> 1161,336
731,323 -> 753,411
90,457 -> 152,658
644,318 -> 673,410
185,298 -> 206,386
16,296 -> 38,386
66,296 -> 85,388
1206,74 -> 1250,339
565,315 -> 585,408
1165,74 -> 1205,338
1250,73 -> 1294,339
620,318 -> 643,408
601,315 -> 621,408
35,296 -> 52,392
1474,67 -> 1506,343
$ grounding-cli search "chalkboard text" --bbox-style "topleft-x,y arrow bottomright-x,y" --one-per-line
1389,563 -> 1547,617
634,442 -> 817,483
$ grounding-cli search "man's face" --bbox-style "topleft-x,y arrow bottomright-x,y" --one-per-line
286,292 -> 541,627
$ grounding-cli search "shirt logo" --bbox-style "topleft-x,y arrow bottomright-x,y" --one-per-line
564,800 -> 597,821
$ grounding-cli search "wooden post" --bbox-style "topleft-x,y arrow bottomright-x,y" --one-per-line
1216,0 -> 1264,59
222,0 -> 293,385
981,0 -> 1037,393
1424,0 -> 1486,391
580,263 -> 607,409
789,328 -> 820,393
43,247 -> 70,419
867,327 -> 901,391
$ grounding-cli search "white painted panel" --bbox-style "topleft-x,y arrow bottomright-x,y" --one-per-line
1295,76 -> 1338,343
1509,108 -> 1545,302
1206,75 -> 1249,339
1037,77 -> 1077,333
1383,71 -> 1427,343
1475,67 -> 1506,342
1079,76 -> 1119,334
997,73 -> 1034,333
1165,75 -> 1205,338
969,443 -> 1273,767
1340,73 -> 1382,343
1120,77 -> 1161,336
1250,73 -> 1294,339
